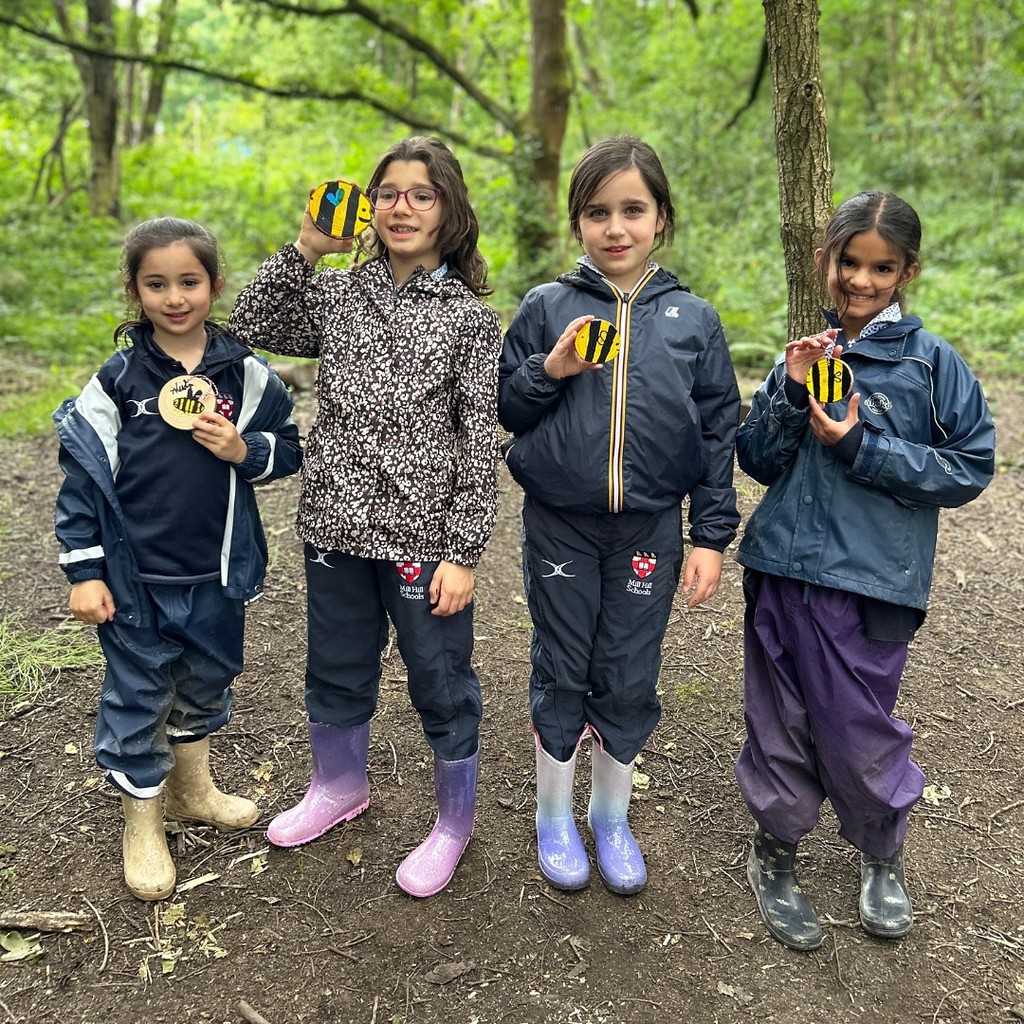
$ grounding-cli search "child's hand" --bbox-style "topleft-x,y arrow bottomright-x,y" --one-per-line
70,579 -> 116,624
543,316 -> 606,380
681,548 -> 724,610
809,392 -> 861,446
191,411 -> 247,464
785,329 -> 840,384
428,562 -> 475,617
294,199 -> 356,265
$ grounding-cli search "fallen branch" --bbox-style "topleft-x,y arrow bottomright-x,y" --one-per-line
0,910 -> 92,933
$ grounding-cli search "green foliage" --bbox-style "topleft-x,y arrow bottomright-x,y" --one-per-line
0,0 -> 1020,394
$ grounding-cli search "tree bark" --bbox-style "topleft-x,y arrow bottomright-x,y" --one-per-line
512,0 -> 571,295
762,0 -> 832,339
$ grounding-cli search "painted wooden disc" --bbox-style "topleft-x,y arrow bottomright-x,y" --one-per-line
574,319 -> 620,364
158,374 -> 219,430
308,180 -> 374,239
806,356 -> 854,403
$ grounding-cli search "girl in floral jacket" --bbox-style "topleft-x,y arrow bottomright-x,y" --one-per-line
229,136 -> 501,898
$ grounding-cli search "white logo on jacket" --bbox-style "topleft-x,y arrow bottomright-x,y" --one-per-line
308,548 -> 333,568
865,393 -> 893,414
127,398 -> 159,417
665,307 -> 680,318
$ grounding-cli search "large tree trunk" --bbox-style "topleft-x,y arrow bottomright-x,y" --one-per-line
762,0 -> 832,339
512,0 -> 571,296
84,0 -> 120,216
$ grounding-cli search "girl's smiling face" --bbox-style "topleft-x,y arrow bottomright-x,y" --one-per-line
818,229 -> 919,336
133,241 -> 221,353
577,167 -> 666,294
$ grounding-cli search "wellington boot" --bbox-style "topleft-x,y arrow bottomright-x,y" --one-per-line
859,845 -> 913,938
588,744 -> 646,895
164,736 -> 259,830
396,750 -> 477,898
746,827 -> 823,951
267,721 -> 371,847
535,740 -> 589,890
122,795 -> 175,901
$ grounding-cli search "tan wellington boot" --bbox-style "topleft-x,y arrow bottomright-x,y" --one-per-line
122,795 -> 175,901
164,736 -> 259,830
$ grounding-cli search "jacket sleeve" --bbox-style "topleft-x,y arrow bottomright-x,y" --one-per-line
234,358 -> 304,485
736,356 -> 813,486
443,303 -> 502,567
228,245 -> 332,358
687,309 -> 742,551
54,389 -> 113,585
844,345 -> 995,508
498,289 -> 567,434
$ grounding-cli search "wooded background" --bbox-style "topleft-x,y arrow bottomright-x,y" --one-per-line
0,0 -> 1021,431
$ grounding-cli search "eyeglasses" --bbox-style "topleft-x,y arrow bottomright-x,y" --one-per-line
367,186 -> 443,212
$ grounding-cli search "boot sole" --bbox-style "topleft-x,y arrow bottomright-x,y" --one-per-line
859,909 -> 913,939
267,797 -> 370,848
747,856 -> 824,952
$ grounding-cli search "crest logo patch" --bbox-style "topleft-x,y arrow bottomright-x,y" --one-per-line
396,561 -> 422,583
631,551 -> 657,579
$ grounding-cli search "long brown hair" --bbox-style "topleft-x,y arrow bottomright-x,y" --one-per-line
356,136 -> 491,297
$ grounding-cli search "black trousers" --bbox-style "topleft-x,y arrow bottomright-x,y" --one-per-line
521,497 -> 683,763
303,545 -> 482,761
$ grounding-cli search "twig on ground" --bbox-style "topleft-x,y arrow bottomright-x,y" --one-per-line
238,1000 -> 273,1024
82,898 -> 108,973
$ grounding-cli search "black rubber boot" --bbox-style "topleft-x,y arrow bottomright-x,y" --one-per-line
746,827 -> 823,951
859,845 -> 912,938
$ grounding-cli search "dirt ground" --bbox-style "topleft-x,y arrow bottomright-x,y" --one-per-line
1,375 -> 1022,1024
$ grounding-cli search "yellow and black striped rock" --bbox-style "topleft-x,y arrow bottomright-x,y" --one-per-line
806,356 -> 854,403
574,319 -> 620,364
308,180 -> 374,239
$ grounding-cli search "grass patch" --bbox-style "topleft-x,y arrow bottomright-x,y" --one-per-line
0,614 -> 103,714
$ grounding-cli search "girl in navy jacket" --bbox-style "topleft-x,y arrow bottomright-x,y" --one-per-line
499,137 -> 740,895
735,191 -> 995,950
55,217 -> 301,901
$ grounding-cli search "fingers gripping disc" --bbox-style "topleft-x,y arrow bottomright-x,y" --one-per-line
574,319 -> 620,363
308,180 -> 374,239
806,356 -> 854,403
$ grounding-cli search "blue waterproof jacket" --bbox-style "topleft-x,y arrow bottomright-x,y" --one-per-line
736,311 -> 995,610
54,327 -> 302,626
499,261 -> 740,552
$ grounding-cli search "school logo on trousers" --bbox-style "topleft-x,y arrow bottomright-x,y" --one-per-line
396,561 -> 422,583
631,551 -> 657,579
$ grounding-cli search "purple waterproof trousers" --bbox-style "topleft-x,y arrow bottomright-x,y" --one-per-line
734,573 -> 925,858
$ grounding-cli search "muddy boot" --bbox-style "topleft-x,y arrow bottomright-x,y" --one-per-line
859,845 -> 913,938
164,736 -> 259,830
121,795 -> 175,901
746,827 -> 823,951
535,739 -> 589,890
588,744 -> 646,895
267,721 -> 371,847
396,750 -> 478,898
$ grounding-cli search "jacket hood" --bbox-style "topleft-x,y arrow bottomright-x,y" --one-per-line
126,322 -> 253,376
821,307 -> 924,339
556,260 -> 689,303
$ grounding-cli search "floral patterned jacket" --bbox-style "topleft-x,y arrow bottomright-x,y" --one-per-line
229,245 -> 501,567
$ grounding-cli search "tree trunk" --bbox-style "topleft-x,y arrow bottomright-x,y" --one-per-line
139,0 -> 179,143
762,0 -> 832,339
511,0 -> 571,296
81,0 -> 120,216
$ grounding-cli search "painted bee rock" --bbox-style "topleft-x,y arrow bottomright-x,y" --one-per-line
158,374 -> 218,430
806,356 -> 854,403
308,180 -> 374,239
574,319 -> 620,364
